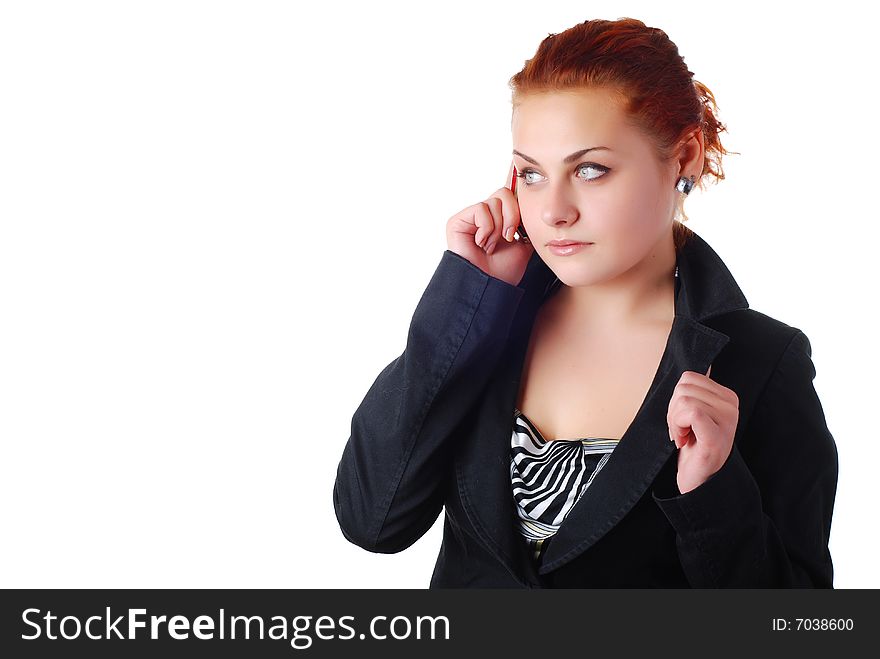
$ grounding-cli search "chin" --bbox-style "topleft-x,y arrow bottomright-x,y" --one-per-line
546,266 -> 601,289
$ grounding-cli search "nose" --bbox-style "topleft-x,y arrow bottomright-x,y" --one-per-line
540,184 -> 580,228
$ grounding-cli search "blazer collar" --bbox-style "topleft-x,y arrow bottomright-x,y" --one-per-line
453,228 -> 750,584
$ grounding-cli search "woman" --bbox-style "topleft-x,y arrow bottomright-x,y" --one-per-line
333,17 -> 838,588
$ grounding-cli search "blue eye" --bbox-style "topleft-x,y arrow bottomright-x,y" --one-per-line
515,163 -> 609,186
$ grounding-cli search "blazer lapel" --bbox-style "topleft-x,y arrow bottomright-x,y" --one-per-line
454,229 -> 750,583
536,314 -> 729,573
453,250 -> 560,586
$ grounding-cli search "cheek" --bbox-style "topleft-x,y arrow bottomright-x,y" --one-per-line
607,176 -> 667,229
590,189 -> 653,236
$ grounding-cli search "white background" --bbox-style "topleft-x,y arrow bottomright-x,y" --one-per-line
1,0 -> 876,588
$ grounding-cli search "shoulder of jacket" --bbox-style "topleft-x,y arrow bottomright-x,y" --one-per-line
704,309 -> 807,375
705,308 -> 800,346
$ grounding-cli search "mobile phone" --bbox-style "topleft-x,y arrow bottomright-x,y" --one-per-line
511,164 -> 529,242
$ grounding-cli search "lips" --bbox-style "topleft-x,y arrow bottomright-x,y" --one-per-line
547,240 -> 592,246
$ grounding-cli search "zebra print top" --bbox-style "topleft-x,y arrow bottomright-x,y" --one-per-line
510,407 -> 620,563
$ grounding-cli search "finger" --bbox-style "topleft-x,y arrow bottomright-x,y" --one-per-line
484,196 -> 507,253
448,205 -> 480,238
684,405 -> 720,447
473,202 -> 496,249
678,368 -> 739,408
492,188 -> 521,244
668,396 -> 720,442
668,417 -> 694,448
671,427 -> 693,449
677,369 -> 720,394
671,383 -> 731,412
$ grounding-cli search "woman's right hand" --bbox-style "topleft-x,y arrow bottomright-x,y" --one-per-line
445,161 -> 534,287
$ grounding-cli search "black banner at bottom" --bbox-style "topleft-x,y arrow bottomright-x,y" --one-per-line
1,589 -> 873,657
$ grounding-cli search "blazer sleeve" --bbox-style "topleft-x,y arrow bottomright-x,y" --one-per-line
651,329 -> 839,587
333,250 -> 526,553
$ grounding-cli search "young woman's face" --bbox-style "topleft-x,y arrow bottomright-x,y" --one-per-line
511,88 -> 679,287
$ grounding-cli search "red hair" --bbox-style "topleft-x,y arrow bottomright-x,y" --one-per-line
508,17 -> 736,250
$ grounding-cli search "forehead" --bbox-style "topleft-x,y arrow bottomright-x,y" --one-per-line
511,89 -> 640,156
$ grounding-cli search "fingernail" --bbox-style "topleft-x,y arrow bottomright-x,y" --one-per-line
504,227 -> 513,242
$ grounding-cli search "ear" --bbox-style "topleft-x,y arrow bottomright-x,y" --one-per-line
676,128 -> 705,184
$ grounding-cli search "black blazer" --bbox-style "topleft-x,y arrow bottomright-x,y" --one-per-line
333,230 -> 839,588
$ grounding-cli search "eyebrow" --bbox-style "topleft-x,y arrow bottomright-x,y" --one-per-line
512,147 -> 612,166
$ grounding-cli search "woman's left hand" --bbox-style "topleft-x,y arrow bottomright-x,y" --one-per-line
667,365 -> 740,494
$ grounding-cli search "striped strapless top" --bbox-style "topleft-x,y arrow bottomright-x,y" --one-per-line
510,407 -> 620,563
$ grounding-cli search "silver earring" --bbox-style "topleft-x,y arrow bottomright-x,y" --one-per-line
675,175 -> 696,195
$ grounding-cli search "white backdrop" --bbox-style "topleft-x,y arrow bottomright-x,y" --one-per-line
1,0 -> 875,588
